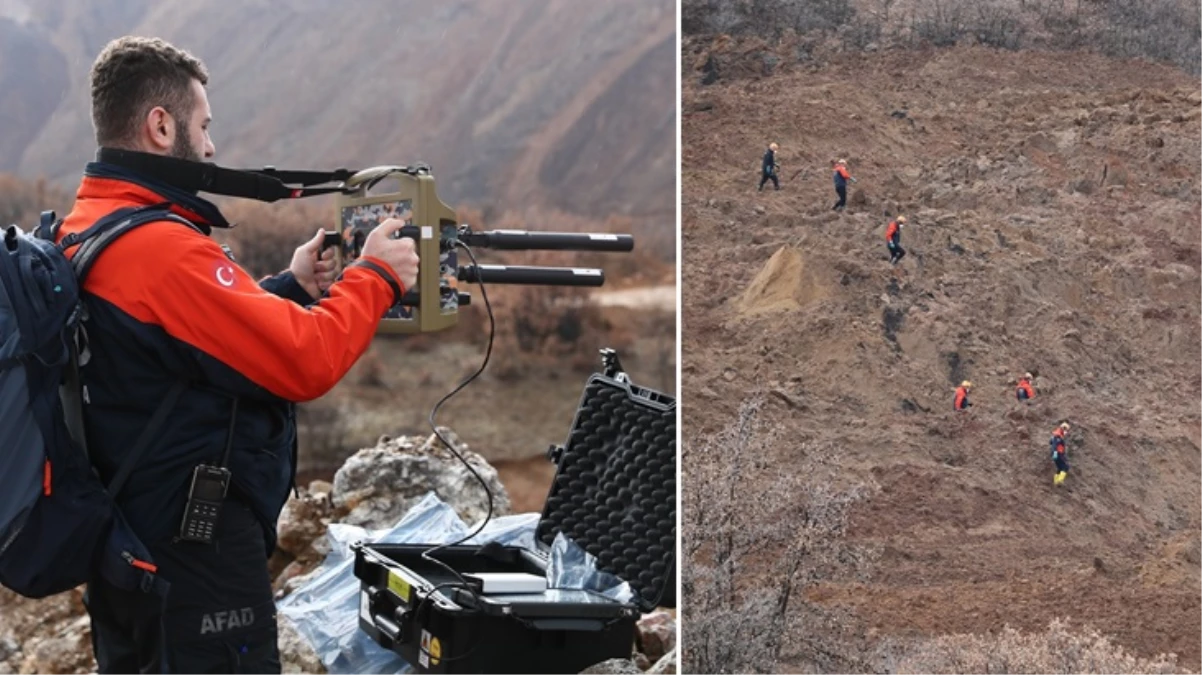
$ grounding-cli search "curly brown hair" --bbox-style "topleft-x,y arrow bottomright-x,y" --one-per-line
89,36 -> 209,147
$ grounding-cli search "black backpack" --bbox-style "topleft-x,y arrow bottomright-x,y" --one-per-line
0,203 -> 195,599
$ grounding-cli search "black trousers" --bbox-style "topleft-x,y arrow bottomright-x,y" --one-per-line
759,171 -> 779,190
833,184 -> 847,209
85,500 -> 281,674
1053,454 -> 1069,474
888,242 -> 906,263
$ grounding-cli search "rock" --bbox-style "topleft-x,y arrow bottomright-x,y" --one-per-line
760,52 -> 780,75
273,560 -> 309,595
1067,178 -> 1094,195
700,54 -> 719,86
17,615 -> 92,674
332,430 -> 511,529
648,647 -> 678,674
279,616 -> 325,674
0,636 -> 18,666
276,488 -> 335,557
770,388 -> 801,409
636,610 -> 677,661
580,658 -> 643,674
753,205 -> 766,215
633,652 -> 651,670
307,479 -> 333,497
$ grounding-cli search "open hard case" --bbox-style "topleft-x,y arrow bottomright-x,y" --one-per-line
352,349 -> 677,674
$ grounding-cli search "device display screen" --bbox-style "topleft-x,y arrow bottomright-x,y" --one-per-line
339,200 -> 414,319
192,474 -> 225,501
339,200 -> 413,263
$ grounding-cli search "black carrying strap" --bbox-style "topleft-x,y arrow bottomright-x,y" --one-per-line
96,148 -> 355,202
220,397 -> 239,468
107,380 -> 189,497
60,336 -> 89,456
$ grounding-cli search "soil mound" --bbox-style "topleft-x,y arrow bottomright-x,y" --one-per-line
739,246 -> 804,315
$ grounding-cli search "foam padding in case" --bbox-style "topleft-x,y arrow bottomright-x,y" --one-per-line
537,375 -> 676,612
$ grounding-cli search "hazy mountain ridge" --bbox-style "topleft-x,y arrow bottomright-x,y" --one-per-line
0,0 -> 675,222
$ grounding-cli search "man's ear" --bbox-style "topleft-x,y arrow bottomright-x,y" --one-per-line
144,106 -> 174,152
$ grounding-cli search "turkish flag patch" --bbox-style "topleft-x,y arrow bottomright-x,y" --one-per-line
214,261 -> 238,288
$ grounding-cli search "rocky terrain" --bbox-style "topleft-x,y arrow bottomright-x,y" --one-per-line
0,431 -> 677,674
681,40 -> 1200,672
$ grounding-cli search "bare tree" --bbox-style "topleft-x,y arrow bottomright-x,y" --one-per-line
682,396 -> 876,673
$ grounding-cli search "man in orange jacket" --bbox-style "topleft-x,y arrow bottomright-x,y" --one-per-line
885,215 -> 907,264
1016,372 -> 1036,402
1050,422 -> 1071,485
832,158 -> 856,211
63,36 -> 419,674
954,380 -> 973,411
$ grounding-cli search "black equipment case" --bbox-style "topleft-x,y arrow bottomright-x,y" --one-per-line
352,350 -> 677,673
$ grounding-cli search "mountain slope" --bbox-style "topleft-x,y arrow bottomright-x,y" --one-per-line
0,0 -> 675,221
682,42 -> 1201,670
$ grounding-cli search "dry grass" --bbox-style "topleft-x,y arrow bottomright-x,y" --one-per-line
879,618 -> 1182,674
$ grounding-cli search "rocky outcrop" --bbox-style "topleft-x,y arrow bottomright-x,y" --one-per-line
331,430 -> 511,530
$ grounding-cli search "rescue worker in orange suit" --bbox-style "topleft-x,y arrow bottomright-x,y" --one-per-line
1050,422 -> 1071,485
60,36 -> 420,674
954,380 -> 973,411
832,158 -> 856,211
885,215 -> 907,264
1016,372 -> 1036,402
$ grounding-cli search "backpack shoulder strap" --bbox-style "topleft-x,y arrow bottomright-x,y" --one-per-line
65,203 -> 201,288
58,203 -> 200,481
106,379 -> 189,498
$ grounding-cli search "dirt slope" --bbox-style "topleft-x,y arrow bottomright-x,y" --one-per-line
682,43 -> 1201,670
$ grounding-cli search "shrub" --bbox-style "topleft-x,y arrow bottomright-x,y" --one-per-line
682,397 -> 874,673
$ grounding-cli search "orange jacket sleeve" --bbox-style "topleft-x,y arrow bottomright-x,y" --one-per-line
118,222 -> 402,402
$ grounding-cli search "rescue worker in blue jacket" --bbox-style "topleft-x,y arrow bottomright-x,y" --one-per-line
61,36 -> 420,674
1050,422 -> 1071,485
759,142 -> 780,191
885,215 -> 907,264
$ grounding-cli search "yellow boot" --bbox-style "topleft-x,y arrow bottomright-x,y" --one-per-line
1054,471 -> 1066,486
